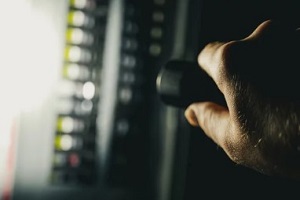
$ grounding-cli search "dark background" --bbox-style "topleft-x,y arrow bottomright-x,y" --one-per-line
182,0 -> 300,199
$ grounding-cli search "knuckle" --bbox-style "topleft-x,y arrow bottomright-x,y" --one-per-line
224,141 -> 246,164
222,130 -> 249,165
216,40 -> 247,89
216,41 -> 240,85
219,41 -> 240,67
220,40 -> 249,74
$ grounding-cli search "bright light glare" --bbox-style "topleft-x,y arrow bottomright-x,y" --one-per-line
0,0 -> 66,191
0,0 -> 61,115
0,0 -> 64,193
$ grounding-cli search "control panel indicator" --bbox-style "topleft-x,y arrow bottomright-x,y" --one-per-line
53,153 -> 68,167
53,152 -> 96,169
152,11 -> 165,22
82,81 -> 95,100
68,10 -> 95,28
150,27 -> 163,39
122,37 -> 138,52
75,99 -> 94,115
64,45 -> 92,63
123,21 -> 139,35
55,135 -> 84,151
56,116 -> 85,134
119,71 -> 136,85
68,153 -> 81,168
118,87 -> 133,105
58,79 -> 98,100
149,43 -> 162,56
120,54 -> 137,69
70,0 -> 96,10
62,63 -> 91,81
115,119 -> 130,137
50,0 -> 108,187
66,28 -> 94,45
56,99 -> 94,116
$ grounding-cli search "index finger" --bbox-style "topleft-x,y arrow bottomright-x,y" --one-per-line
197,41 -> 230,92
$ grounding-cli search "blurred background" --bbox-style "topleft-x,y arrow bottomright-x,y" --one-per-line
0,0 -> 299,200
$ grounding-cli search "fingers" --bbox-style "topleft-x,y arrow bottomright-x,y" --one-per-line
243,19 -> 273,40
185,102 -> 230,147
197,41 -> 228,91
197,20 -> 274,93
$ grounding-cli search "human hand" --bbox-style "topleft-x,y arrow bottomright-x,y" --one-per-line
185,20 -> 300,180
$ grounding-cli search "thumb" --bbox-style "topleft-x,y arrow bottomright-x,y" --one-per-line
243,19 -> 273,40
243,19 -> 296,41
185,102 -> 230,146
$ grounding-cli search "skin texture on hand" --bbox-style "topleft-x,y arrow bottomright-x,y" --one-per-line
184,20 -> 300,180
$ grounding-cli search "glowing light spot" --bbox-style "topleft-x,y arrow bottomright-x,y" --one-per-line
68,11 -> 86,27
67,46 -> 81,62
82,81 -> 95,99
65,63 -> 80,79
68,28 -> 84,44
60,117 -> 75,133
68,10 -> 95,28
64,63 -> 90,81
116,119 -> 129,136
119,87 -> 132,104
71,0 -> 88,9
68,153 -> 80,167
66,28 -> 94,45
59,135 -> 73,151
149,43 -> 162,56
